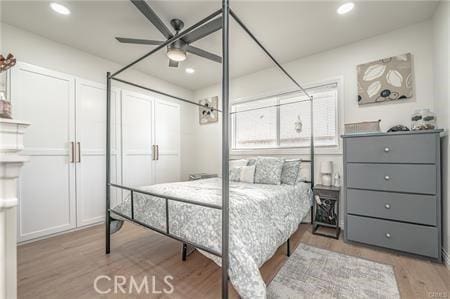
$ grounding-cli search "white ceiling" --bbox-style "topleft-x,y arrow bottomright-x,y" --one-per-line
1,0 -> 439,90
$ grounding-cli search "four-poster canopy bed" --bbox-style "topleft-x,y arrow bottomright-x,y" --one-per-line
105,1 -> 315,298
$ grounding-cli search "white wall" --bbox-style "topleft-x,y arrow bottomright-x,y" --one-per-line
0,23 -> 197,180
191,20 -> 434,173
190,20 -> 435,226
433,1 -> 450,264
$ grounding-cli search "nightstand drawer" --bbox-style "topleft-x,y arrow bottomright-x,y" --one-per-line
315,189 -> 338,198
347,215 -> 439,259
345,133 -> 437,164
346,163 -> 436,194
347,189 -> 436,225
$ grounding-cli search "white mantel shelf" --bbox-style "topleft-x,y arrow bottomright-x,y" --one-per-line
0,118 -> 30,299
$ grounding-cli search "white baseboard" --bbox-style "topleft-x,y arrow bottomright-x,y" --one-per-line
17,222 -> 103,245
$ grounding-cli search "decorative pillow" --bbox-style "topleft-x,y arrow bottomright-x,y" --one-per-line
281,159 -> 301,185
240,165 -> 256,183
229,167 -> 241,182
229,159 -> 249,169
297,162 -> 311,182
254,157 -> 284,185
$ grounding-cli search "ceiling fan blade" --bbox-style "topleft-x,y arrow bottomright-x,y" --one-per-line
130,0 -> 173,39
169,59 -> 179,68
116,37 -> 164,45
182,17 -> 222,44
186,46 -> 222,63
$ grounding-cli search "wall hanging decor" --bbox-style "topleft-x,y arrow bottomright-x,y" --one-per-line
199,96 -> 218,125
357,53 -> 413,105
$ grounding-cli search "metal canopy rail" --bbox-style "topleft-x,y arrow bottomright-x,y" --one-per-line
105,1 -> 314,298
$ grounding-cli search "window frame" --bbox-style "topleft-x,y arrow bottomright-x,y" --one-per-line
231,78 -> 342,155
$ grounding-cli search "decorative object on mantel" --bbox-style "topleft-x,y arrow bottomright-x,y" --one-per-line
344,119 -> 381,134
411,109 -> 436,131
199,96 -> 218,124
0,53 -> 16,119
320,161 -> 333,186
357,53 -> 413,105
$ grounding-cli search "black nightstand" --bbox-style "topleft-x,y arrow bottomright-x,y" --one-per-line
313,185 -> 341,239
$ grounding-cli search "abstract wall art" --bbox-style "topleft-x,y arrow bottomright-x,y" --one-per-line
199,96 -> 218,124
357,53 -> 414,105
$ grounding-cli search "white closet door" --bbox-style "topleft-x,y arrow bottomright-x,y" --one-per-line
121,90 -> 153,188
11,62 -> 76,242
75,79 -> 120,227
153,100 -> 180,184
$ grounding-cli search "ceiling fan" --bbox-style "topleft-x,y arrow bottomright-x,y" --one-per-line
116,0 -> 222,68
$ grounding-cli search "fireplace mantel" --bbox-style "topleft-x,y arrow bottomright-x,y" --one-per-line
0,118 -> 30,299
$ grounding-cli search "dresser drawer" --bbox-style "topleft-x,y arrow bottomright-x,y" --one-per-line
346,163 -> 436,194
346,215 -> 439,258
345,134 -> 437,164
347,189 -> 436,225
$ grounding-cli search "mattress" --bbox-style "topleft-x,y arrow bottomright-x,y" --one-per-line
112,177 -> 311,299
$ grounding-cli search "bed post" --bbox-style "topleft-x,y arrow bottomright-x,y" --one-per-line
106,71 -> 111,254
221,0 -> 230,298
310,95 -> 314,224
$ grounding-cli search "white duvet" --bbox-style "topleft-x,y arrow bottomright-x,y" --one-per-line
113,178 -> 311,299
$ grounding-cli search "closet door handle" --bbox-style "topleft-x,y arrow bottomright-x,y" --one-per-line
156,145 -> 159,160
76,142 -> 81,163
70,142 -> 75,163
152,145 -> 155,160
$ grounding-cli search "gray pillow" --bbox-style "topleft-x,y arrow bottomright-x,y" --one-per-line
281,159 -> 301,185
254,157 -> 284,185
229,167 -> 241,182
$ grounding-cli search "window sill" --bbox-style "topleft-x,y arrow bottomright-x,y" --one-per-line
231,146 -> 343,157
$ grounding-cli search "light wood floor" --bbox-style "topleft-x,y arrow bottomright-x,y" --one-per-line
18,223 -> 449,299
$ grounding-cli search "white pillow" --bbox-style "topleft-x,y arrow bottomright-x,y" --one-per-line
229,159 -> 249,169
297,162 -> 311,182
239,165 -> 255,183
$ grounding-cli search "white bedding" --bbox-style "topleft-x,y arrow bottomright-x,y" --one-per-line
113,178 -> 311,299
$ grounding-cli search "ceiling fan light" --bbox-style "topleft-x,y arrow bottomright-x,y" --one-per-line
167,48 -> 186,62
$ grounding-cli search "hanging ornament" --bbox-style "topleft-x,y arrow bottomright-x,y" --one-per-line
295,115 -> 303,133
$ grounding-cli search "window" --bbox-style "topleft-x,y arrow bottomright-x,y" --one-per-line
231,82 -> 338,149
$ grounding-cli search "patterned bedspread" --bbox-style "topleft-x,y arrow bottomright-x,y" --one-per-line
112,178 -> 311,299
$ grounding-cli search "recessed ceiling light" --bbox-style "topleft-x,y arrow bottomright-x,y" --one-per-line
50,2 -> 71,15
337,2 -> 354,15
185,68 -> 195,74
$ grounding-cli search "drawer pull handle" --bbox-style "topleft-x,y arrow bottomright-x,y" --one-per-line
385,204 -> 391,209
384,147 -> 390,152
385,233 -> 391,238
384,175 -> 390,180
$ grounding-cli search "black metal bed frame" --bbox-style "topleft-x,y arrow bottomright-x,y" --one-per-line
105,2 -> 314,298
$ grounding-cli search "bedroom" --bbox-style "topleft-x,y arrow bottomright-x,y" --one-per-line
0,0 -> 449,298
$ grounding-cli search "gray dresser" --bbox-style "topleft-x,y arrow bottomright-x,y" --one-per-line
342,130 -> 443,261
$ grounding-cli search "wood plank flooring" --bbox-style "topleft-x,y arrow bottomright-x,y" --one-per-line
18,223 -> 449,298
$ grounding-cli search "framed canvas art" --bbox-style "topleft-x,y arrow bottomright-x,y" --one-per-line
199,96 -> 218,124
357,53 -> 413,105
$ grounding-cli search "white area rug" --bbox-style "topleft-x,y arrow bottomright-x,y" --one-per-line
267,243 -> 400,299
